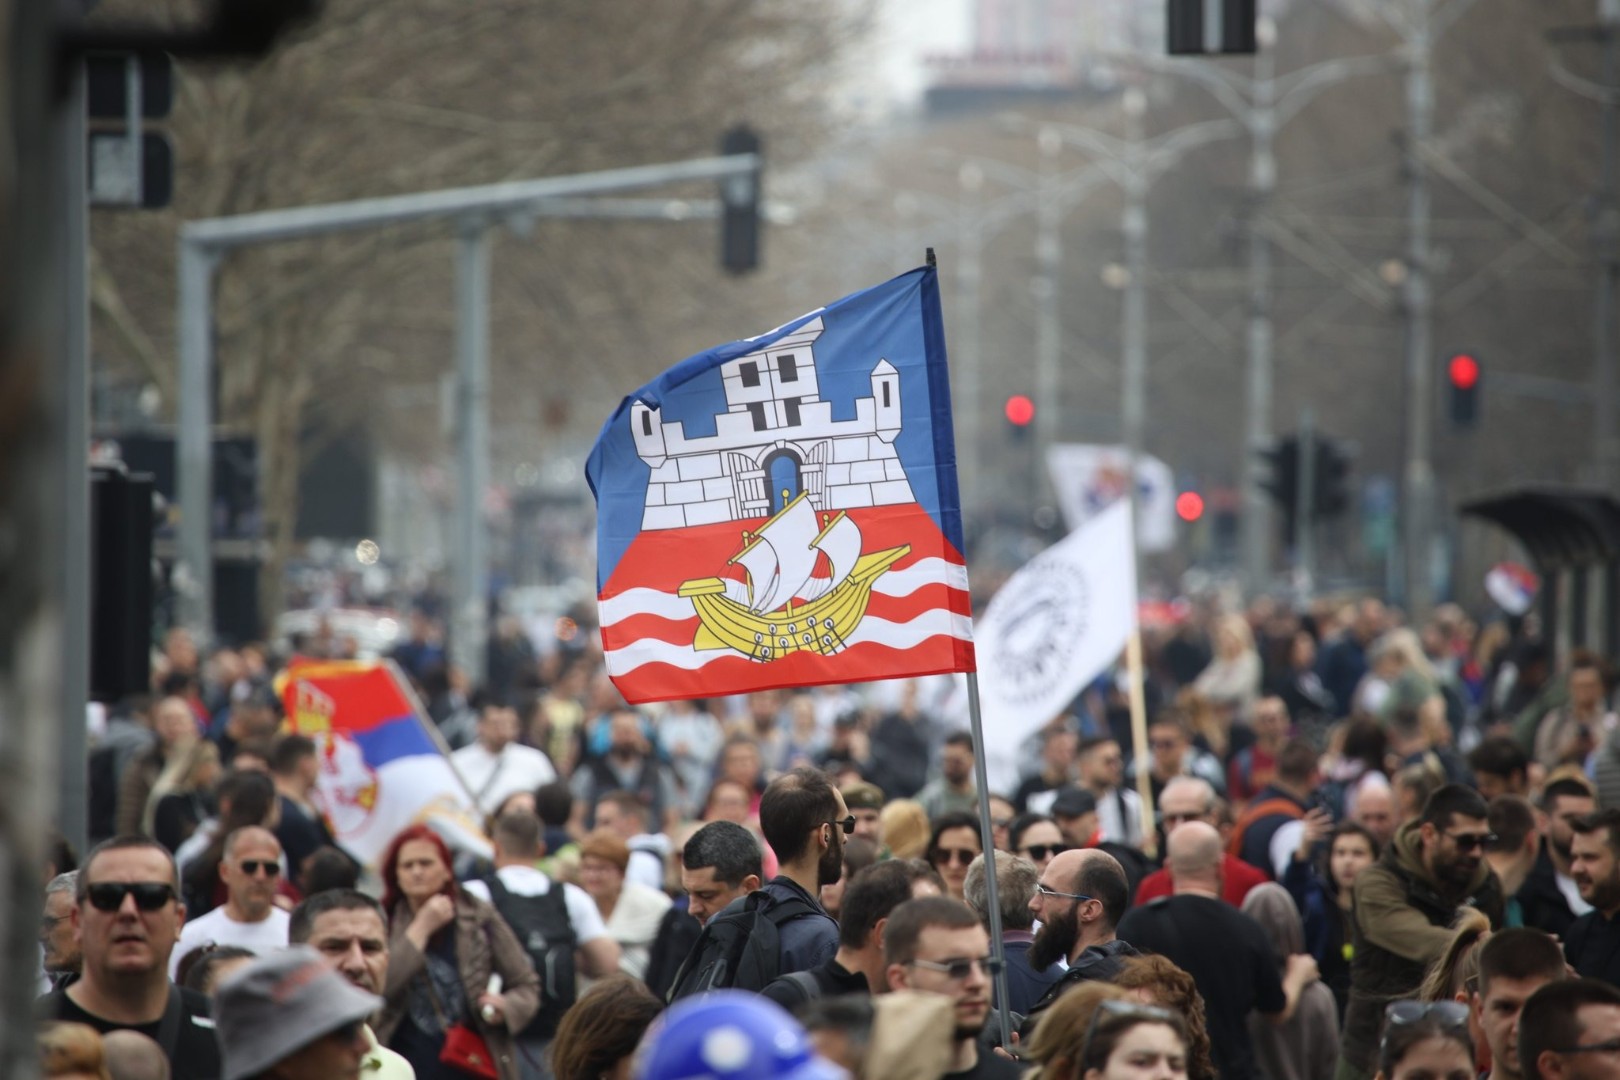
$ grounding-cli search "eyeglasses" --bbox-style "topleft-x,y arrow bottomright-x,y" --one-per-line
237,860 -> 281,878
826,816 -> 855,836
85,882 -> 177,913
931,848 -> 978,867
992,817 -> 1013,829
1077,1000 -> 1178,1071
1020,843 -> 1071,861
1444,830 -> 1496,852
907,954 -> 992,981
1034,883 -> 1092,903
1384,1000 -> 1471,1033
40,913 -> 68,934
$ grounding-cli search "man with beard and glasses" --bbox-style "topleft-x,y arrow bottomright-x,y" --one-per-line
755,766 -> 845,975
1116,822 -> 1315,1080
1017,848 -> 1136,1035
1565,808 -> 1620,986
1336,784 -> 1506,1080
883,897 -> 1020,1080
1517,777 -> 1596,940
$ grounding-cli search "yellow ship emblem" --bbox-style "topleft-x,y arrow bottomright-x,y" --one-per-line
678,492 -> 908,661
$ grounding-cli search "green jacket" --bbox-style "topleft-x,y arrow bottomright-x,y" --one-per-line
1339,820 -> 1505,1073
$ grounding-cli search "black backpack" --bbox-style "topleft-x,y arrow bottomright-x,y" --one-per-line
482,875 -> 577,1039
666,890 -> 818,1003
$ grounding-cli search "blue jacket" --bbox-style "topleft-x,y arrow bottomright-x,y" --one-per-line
761,875 -> 839,975
997,932 -> 1064,1017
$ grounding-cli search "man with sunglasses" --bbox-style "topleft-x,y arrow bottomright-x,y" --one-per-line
756,766 -> 846,975
38,836 -> 222,1080
883,897 -> 1020,1080
170,826 -> 290,977
1132,777 -> 1267,908
1338,784 -> 1506,1080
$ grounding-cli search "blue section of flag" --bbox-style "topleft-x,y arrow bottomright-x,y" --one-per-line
586,265 -> 961,589
351,715 -> 437,768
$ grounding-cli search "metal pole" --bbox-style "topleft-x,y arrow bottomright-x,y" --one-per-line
1122,92 -> 1149,526
1242,52 -> 1277,593
1035,128 -> 1063,481
1401,3 -> 1437,620
1296,408 -> 1316,601
964,671 -> 1014,1050
177,240 -> 216,642
1594,0 -> 1620,490
60,58 -> 90,855
957,168 -> 984,510
451,223 -> 491,686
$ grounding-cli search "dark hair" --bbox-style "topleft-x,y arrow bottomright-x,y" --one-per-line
379,824 -> 458,913
1571,808 -> 1620,856
681,820 -> 763,888
1486,796 -> 1537,855
1008,813 -> 1057,853
1477,928 -> 1568,999
1570,649 -> 1606,676
1275,738 -> 1319,785
300,847 -> 360,895
839,860 -> 921,950
177,944 -> 257,993
1421,783 -> 1490,830
1331,821 -> 1382,861
548,975 -> 661,1080
1074,850 -> 1130,932
882,896 -> 982,966
288,888 -> 386,944
269,734 -> 317,776
1078,735 -> 1118,757
1542,776 -> 1597,811
795,996 -> 874,1053
1468,736 -> 1529,782
227,737 -> 274,769
943,731 -> 975,753
1519,979 -> 1620,1079
184,770 -> 276,906
79,836 -> 180,897
925,812 -> 983,862
759,766 -> 839,865
899,858 -> 947,895
45,832 -> 78,877
1378,1008 -> 1474,1076
1340,718 -> 1388,775
493,809 -> 544,856
535,780 -> 574,827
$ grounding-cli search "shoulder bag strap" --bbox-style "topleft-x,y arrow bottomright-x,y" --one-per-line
155,985 -> 184,1060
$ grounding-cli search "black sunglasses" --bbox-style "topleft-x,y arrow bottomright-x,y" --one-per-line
237,860 -> 281,878
1020,843 -> 1071,861
85,882 -> 177,913
826,816 -> 855,836
1444,830 -> 1496,853
931,847 -> 978,867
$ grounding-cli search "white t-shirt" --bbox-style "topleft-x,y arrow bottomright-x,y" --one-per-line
461,864 -> 609,945
452,743 -> 558,816
170,905 -> 291,978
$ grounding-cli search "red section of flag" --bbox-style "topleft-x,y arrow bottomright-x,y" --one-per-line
279,660 -> 414,735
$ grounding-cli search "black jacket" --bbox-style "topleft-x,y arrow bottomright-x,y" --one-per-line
1018,939 -> 1140,1037
644,905 -> 701,1002
1516,843 -> 1581,941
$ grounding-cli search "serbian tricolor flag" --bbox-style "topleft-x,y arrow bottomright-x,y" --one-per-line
586,265 -> 975,704
275,659 -> 488,867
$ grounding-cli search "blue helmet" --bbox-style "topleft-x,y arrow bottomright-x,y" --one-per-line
633,991 -> 845,1080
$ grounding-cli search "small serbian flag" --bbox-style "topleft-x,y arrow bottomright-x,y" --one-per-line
275,659 -> 488,866
586,265 -> 975,704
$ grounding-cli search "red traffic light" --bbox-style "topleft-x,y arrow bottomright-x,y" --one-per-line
1004,394 -> 1035,427
1448,353 -> 1479,390
1175,491 -> 1205,522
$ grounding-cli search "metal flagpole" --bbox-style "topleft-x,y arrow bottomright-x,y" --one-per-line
385,659 -> 486,813
966,670 -> 1016,1051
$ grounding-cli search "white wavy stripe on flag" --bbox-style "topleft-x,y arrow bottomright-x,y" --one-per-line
605,607 -> 974,676
599,557 -> 968,627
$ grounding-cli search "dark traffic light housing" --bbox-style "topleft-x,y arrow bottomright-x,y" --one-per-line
719,125 -> 762,274
1447,352 -> 1480,427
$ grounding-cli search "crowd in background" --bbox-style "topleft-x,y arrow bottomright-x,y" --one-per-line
35,588 -> 1620,1080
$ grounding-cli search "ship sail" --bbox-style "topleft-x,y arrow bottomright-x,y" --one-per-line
725,495 -> 866,614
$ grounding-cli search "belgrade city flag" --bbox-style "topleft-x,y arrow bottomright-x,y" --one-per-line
975,500 -> 1139,787
275,659 -> 488,867
587,265 -> 975,704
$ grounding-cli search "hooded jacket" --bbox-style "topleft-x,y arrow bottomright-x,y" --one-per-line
1339,820 -> 1505,1076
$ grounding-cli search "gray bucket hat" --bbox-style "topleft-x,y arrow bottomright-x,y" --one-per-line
213,945 -> 383,1080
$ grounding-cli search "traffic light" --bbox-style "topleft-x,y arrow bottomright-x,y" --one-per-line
1446,352 -> 1480,427
1176,490 -> 1205,522
719,125 -> 762,274
1004,394 -> 1035,440
1257,434 -> 1300,535
1312,439 -> 1351,520
1167,0 -> 1257,55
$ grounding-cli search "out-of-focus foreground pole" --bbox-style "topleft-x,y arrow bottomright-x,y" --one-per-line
451,224 -> 492,685
3,3 -> 71,1071
1594,0 -> 1620,491
1401,0 -> 1437,621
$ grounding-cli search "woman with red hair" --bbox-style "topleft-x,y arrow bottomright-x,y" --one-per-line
374,824 -> 541,1080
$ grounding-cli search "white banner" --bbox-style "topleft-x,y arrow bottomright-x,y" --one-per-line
975,500 -> 1139,789
1045,444 -> 1176,553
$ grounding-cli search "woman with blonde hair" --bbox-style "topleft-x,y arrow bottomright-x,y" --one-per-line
1024,980 -> 1190,1080
879,799 -> 930,860
1194,612 -> 1262,720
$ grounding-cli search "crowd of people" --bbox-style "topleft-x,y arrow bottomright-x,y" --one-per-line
33,591 -> 1620,1080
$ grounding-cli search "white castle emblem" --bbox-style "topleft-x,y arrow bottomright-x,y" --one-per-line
630,318 -> 914,530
